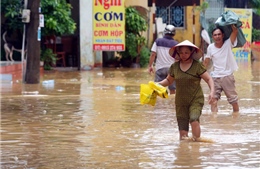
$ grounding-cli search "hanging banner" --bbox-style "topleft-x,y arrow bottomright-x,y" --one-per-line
225,8 -> 252,61
93,0 -> 125,51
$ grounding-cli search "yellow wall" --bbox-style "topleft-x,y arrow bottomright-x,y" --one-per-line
125,0 -> 203,47
174,6 -> 201,46
124,1 -> 154,47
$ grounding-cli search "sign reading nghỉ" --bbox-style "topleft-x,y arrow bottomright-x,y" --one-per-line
93,0 -> 125,51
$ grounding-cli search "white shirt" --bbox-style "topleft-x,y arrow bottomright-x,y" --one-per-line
151,42 -> 175,71
205,38 -> 238,77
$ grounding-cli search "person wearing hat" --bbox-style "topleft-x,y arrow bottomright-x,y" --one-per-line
203,25 -> 239,114
158,40 -> 215,141
148,25 -> 178,94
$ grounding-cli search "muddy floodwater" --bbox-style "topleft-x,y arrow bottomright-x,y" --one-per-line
1,60 -> 260,169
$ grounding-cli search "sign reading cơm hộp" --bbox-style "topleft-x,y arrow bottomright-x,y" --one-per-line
93,0 -> 125,51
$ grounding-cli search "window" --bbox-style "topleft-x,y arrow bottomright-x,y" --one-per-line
171,6 -> 185,28
156,6 -> 185,29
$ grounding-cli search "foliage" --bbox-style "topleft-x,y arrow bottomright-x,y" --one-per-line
196,1 -> 209,15
117,6 -> 148,66
249,0 -> 260,15
1,0 -> 24,33
41,0 -> 76,36
196,1 -> 209,33
125,7 -> 147,34
139,46 -> 150,68
1,0 -> 76,36
252,28 -> 260,41
40,48 -> 57,70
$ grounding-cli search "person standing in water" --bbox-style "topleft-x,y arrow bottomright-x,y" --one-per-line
148,25 -> 178,94
158,40 -> 214,141
203,25 -> 239,113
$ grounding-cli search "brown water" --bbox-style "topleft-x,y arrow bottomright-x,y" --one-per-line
1,60 -> 260,169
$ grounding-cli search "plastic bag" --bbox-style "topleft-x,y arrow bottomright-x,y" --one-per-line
148,81 -> 168,98
215,10 -> 246,48
140,84 -> 157,106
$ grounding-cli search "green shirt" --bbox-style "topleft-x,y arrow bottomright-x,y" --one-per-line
169,60 -> 207,106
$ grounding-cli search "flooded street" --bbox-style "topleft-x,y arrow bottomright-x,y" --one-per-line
1,61 -> 260,169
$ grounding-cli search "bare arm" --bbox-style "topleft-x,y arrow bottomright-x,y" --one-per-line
148,51 -> 156,74
230,24 -> 238,45
158,74 -> 174,87
201,71 -> 215,104
203,58 -> 210,69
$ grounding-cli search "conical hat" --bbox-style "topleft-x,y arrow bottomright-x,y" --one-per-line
169,40 -> 203,60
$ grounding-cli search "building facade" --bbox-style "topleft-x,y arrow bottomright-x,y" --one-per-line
76,0 -> 207,70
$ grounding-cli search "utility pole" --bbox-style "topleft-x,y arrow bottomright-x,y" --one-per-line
24,0 -> 41,84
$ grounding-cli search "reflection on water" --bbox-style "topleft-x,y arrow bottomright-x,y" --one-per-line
1,61 -> 260,168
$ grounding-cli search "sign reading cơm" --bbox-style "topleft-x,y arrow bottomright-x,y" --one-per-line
93,0 -> 125,51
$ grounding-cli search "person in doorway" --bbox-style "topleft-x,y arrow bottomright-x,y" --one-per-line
203,25 -> 239,113
148,25 -> 178,94
158,40 -> 215,141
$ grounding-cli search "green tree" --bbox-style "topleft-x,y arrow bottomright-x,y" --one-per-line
41,0 -> 76,36
248,0 -> 260,41
1,0 -> 76,36
1,0 -> 24,33
196,1 -> 209,16
1,0 -> 76,83
118,6 -> 149,67
249,0 -> 260,15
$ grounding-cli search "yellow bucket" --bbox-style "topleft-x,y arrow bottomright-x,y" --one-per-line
140,84 -> 157,106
